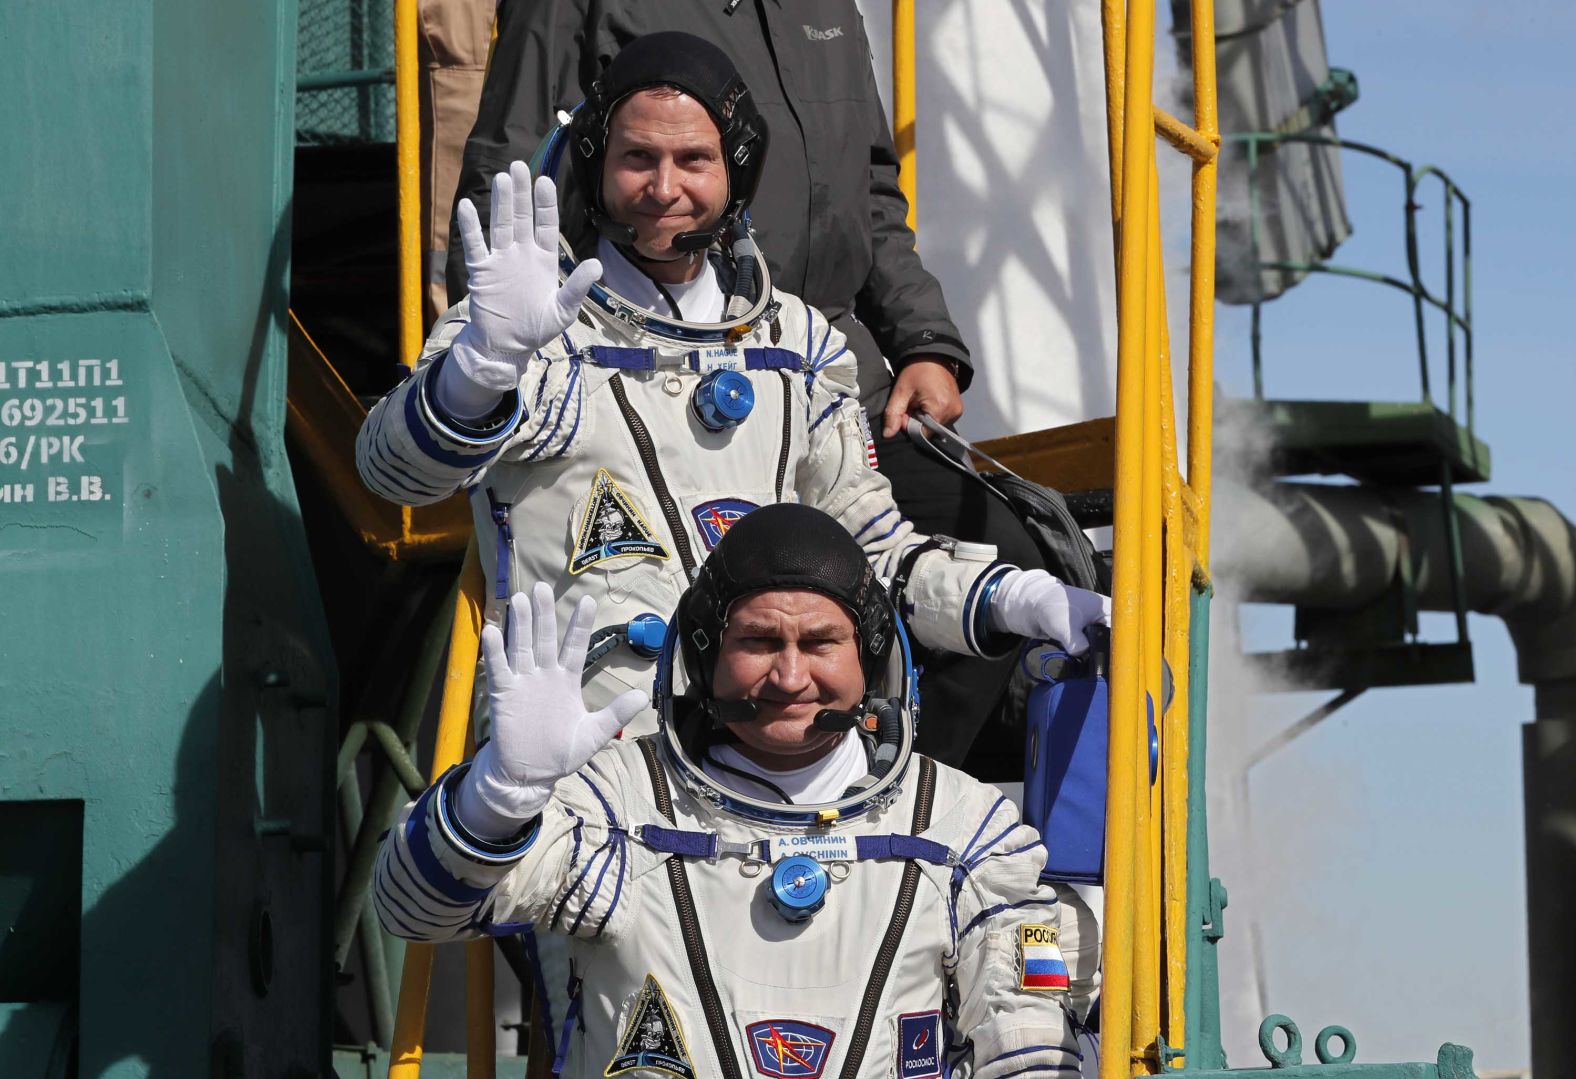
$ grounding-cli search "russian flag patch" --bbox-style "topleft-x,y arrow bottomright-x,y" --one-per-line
1019,923 -> 1070,992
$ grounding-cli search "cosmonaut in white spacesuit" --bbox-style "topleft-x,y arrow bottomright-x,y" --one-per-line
374,503 -> 1098,1078
353,32 -> 1110,733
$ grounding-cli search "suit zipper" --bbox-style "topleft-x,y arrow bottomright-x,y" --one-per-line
638,738 -> 744,1079
774,371 -> 793,502
609,373 -> 699,578
838,756 -> 938,1078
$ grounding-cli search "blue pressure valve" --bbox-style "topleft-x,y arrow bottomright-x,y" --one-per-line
625,613 -> 668,658
692,369 -> 755,430
768,854 -> 830,922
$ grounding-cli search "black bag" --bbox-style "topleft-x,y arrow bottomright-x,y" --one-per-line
904,416 -> 1111,730
905,415 -> 1109,594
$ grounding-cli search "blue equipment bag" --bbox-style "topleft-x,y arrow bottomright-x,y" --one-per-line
1022,629 -> 1158,885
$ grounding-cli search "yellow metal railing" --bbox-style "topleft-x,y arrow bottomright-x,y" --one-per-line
892,0 -> 918,232
394,0 -> 423,369
284,311 -> 471,562
1099,1 -> 1219,1076
382,4 -> 509,1074
388,539 -> 492,1078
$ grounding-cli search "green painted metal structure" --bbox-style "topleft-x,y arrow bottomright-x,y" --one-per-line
0,0 -> 335,1075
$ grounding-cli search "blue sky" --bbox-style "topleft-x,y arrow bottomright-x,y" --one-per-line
1204,2 -> 1576,1070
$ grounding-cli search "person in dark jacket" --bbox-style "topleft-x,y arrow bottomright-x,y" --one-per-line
445,0 -> 1049,769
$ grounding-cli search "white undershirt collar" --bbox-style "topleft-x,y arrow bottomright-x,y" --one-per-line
597,238 -> 726,324
701,730 -> 869,807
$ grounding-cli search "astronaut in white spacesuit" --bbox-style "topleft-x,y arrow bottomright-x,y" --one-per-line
354,32 -> 1110,733
374,503 -> 1097,1078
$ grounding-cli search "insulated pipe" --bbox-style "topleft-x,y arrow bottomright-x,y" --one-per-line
1213,481 -> 1576,683
1215,479 -> 1576,1072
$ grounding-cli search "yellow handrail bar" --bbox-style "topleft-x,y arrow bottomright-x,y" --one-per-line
394,0 -> 422,367
892,0 -> 918,232
1100,0 -> 1157,1070
1101,0 -> 1128,227
1100,0 -> 1218,1073
389,539 -> 487,1077
1155,241 -> 1193,1054
1135,148 -> 1167,1074
1153,107 -> 1218,163
1185,0 -> 1221,566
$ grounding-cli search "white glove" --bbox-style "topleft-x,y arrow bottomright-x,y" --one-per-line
454,582 -> 648,839
985,567 -> 1112,656
436,161 -> 603,418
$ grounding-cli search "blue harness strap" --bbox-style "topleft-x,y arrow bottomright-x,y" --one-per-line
522,928 -> 555,1053
583,344 -> 806,372
553,971 -> 583,1076
586,345 -> 656,370
855,834 -> 954,866
740,346 -> 804,370
484,487 -> 512,599
633,824 -> 954,866
637,824 -> 720,859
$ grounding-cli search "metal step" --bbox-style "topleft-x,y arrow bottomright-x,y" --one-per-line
1220,398 -> 1491,485
1246,641 -> 1475,692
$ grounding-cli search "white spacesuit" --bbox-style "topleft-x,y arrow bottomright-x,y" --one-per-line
373,503 -> 1098,1078
353,32 -> 1110,731
357,270 -> 1007,720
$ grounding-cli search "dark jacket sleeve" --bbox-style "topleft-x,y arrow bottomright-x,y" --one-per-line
853,53 -> 973,390
444,0 -> 595,303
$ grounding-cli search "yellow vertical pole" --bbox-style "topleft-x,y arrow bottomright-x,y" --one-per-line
466,720 -> 497,1077
1185,0 -> 1220,567
394,0 -> 423,368
1153,216 -> 1193,1057
467,941 -> 497,1074
892,0 -> 918,233
1101,0 -> 1158,1074
389,538 -> 487,1078
463,719 -> 497,1078
1133,149 -> 1166,1077
1100,0 -> 1127,229
1176,0 -> 1221,1030
388,943 -> 436,1079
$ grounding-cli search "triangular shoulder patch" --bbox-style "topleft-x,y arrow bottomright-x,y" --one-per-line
570,468 -> 671,575
604,973 -> 696,1079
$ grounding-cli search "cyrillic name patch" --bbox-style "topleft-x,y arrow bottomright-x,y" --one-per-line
767,833 -> 856,863
691,498 -> 759,551
1019,923 -> 1070,991
570,468 -> 670,574
605,974 -> 696,1079
744,1019 -> 835,1078
896,1011 -> 943,1078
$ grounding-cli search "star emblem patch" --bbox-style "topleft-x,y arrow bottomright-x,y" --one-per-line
570,468 -> 670,574
744,1019 -> 834,1078
605,974 -> 695,1079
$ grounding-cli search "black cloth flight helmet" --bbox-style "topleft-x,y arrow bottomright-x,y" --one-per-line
656,504 -> 918,825
568,31 -> 770,253
676,503 -> 895,695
